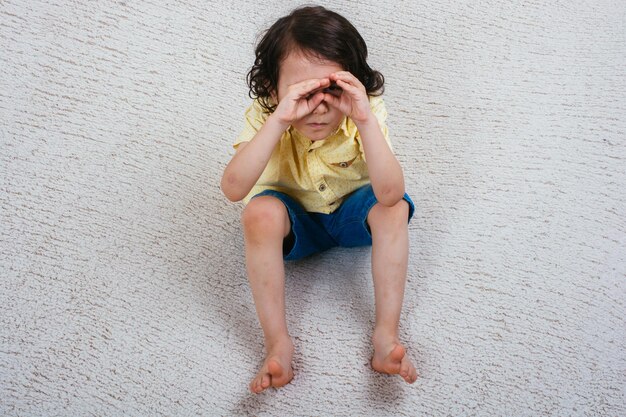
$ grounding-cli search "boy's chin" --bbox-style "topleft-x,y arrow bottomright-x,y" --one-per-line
297,125 -> 339,141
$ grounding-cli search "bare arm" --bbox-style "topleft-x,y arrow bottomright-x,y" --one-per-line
221,114 -> 288,202
324,72 -> 405,206
353,115 -> 405,206
221,78 -> 331,202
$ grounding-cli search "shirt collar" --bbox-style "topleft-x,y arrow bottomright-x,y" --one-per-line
338,116 -> 351,137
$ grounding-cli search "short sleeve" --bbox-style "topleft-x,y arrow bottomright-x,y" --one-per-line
355,96 -> 393,160
233,99 -> 270,149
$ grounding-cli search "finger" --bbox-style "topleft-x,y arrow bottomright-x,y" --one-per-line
294,91 -> 325,121
293,78 -> 330,98
331,71 -> 364,89
334,78 -> 361,96
307,91 -> 325,110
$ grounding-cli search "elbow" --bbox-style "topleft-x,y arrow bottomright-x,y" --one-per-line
222,189 -> 243,203
374,185 -> 405,207
220,174 -> 245,202
371,166 -> 405,207
377,194 -> 404,207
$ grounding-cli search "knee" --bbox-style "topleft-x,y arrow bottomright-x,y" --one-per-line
241,196 -> 290,240
368,199 -> 409,232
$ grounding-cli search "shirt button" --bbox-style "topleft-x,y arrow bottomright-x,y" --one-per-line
339,162 -> 348,168
318,183 -> 326,192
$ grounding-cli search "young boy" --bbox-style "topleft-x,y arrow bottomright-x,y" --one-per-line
221,5 -> 418,393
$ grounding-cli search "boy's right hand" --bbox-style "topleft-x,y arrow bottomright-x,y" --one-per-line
272,78 -> 331,125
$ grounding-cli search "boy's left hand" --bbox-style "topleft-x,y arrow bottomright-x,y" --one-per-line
323,71 -> 373,124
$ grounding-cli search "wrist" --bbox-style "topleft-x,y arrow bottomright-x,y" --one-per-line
267,112 -> 292,131
352,110 -> 377,129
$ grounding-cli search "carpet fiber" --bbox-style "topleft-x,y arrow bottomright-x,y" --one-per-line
1,1 -> 625,415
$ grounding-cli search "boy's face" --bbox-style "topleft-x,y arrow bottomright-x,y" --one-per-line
276,50 -> 345,141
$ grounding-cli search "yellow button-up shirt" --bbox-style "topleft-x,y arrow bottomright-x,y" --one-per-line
233,96 -> 392,214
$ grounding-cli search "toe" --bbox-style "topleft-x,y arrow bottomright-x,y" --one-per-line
267,359 -> 284,379
372,343 -> 405,374
267,358 -> 293,387
398,350 -> 418,383
390,344 -> 406,362
261,374 -> 271,389
250,368 -> 271,394
250,378 -> 259,393
404,363 -> 418,383
387,344 -> 405,373
399,356 -> 411,379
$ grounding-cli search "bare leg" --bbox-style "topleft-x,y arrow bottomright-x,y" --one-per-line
367,200 -> 418,383
241,196 -> 294,393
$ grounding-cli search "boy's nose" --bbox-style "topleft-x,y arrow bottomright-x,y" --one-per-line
313,100 -> 328,114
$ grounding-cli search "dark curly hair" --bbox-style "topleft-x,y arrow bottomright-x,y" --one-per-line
247,5 -> 385,113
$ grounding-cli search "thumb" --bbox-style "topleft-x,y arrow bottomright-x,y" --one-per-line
308,91 -> 325,110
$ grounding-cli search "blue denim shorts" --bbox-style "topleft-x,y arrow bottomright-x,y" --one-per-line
251,185 -> 414,261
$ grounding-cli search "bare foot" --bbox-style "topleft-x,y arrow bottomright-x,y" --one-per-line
250,341 -> 294,394
371,341 -> 418,383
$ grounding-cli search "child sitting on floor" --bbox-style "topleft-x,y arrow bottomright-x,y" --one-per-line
221,5 -> 418,393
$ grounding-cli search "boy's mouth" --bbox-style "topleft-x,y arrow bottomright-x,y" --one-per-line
307,122 -> 328,129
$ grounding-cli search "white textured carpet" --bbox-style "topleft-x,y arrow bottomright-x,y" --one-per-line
1,1 -> 625,415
